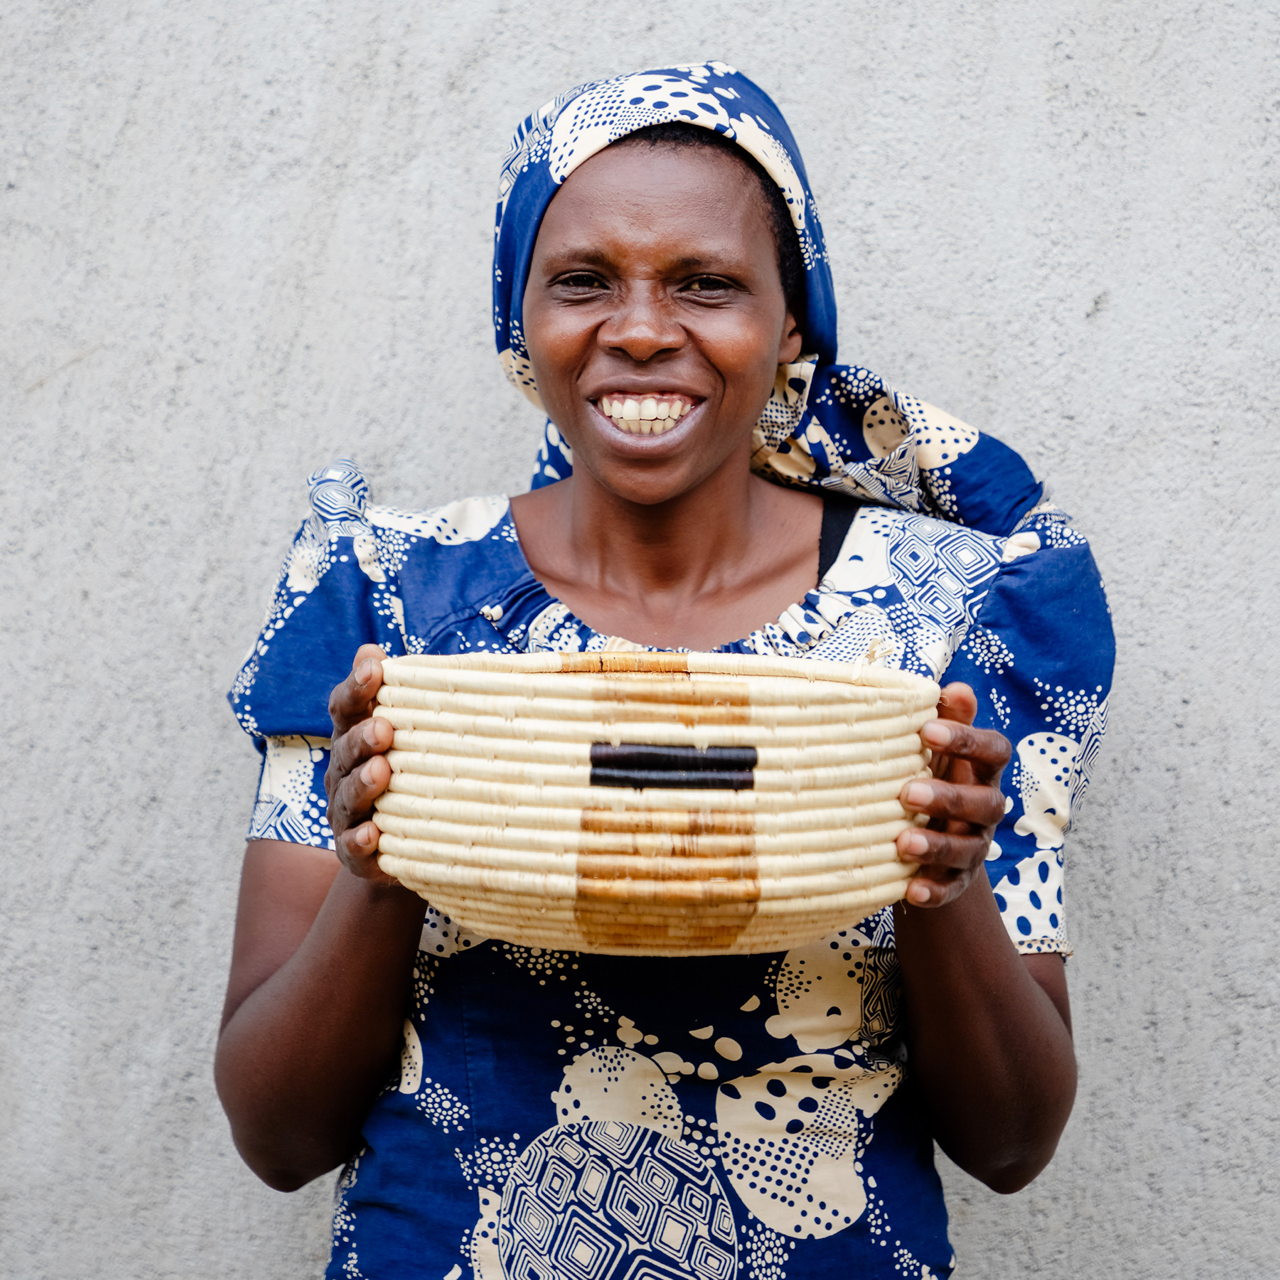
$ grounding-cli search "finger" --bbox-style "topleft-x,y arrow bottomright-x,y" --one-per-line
903,864 -> 973,908
921,682 -> 976,780
328,644 -> 389,737
335,819 -> 398,886
900,777 -> 1006,829
936,682 -> 977,726
921,716 -> 1008,762
327,713 -> 395,792
896,825 -> 995,871
920,719 -> 1011,786
328,753 -> 393,839
341,818 -> 380,859
323,716 -> 393,822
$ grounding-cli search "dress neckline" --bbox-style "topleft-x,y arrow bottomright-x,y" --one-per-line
494,494 -> 863,655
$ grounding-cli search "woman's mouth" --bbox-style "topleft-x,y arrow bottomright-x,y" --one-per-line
596,393 -> 698,436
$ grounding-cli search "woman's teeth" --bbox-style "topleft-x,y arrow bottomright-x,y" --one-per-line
598,395 -> 693,435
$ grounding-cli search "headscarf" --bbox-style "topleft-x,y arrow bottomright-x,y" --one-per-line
493,61 -> 1041,537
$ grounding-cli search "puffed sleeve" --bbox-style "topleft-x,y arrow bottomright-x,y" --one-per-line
227,460 -> 404,848
940,506 -> 1115,954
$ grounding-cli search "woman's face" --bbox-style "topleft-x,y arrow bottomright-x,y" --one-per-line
522,142 -> 802,506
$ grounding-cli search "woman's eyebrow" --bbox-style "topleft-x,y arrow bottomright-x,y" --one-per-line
540,248 -> 614,271
540,248 -> 744,274
666,254 -> 735,272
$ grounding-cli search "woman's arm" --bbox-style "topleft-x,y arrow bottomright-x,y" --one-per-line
215,646 -> 417,1191
892,684 -> 1076,1193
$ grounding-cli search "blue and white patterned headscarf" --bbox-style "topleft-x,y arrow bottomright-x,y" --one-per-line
493,61 -> 1045,537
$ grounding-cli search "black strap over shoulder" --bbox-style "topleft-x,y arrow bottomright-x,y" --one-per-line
817,493 -> 862,582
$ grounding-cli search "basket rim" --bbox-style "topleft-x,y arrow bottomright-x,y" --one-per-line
381,650 -> 937,691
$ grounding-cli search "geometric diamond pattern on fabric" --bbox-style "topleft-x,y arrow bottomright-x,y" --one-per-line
607,1173 -> 661,1240
540,1158 -> 579,1212
690,1236 -> 737,1280
499,1122 -> 737,1280
618,1257 -> 690,1280
552,1206 -> 627,1280
885,518 -> 1002,647
638,1156 -> 680,1204
510,1186 -> 559,1253
653,1206 -> 697,1261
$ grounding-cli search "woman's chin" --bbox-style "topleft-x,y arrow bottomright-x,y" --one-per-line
572,451 -> 742,509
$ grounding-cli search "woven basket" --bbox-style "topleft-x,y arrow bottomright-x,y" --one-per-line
372,652 -> 939,956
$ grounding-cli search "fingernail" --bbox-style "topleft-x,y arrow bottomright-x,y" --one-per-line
356,825 -> 372,847
922,721 -> 953,747
356,660 -> 375,685
901,832 -> 928,856
908,881 -> 932,906
905,781 -> 933,808
360,762 -> 376,785
364,721 -> 380,746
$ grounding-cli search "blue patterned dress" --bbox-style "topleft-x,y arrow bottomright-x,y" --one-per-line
226,61 -> 1115,1280
229,454 -> 1111,1279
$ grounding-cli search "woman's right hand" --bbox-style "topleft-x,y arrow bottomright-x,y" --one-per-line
324,643 -> 396,883
219,643 -> 427,1190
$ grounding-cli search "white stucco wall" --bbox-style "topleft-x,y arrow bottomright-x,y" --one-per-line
2,2 -> 1276,1276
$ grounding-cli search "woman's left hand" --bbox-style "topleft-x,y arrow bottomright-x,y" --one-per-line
895,682 -> 1011,907
891,683 -> 1073,1194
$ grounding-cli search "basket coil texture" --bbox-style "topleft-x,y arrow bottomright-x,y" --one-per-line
372,652 -> 939,956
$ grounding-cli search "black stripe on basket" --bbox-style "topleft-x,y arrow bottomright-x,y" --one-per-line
589,743 -> 757,791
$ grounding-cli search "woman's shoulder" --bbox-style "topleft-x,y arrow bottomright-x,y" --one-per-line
798,496 -> 1110,681
228,464 -> 527,739
825,496 -> 1103,589
365,494 -> 513,548
299,459 -> 512,546
287,460 -> 519,591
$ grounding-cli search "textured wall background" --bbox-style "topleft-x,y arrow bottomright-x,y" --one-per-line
3,1 -> 1276,1276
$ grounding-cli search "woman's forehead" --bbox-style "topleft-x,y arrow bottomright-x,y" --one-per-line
558,137 -> 758,192
533,144 -> 776,266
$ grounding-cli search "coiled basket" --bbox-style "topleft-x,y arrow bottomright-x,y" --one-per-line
372,652 -> 939,956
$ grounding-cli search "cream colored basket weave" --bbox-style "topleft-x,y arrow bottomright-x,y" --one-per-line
372,652 -> 939,956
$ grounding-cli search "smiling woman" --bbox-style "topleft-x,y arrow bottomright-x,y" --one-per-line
515,138 -> 818,650
217,63 -> 1115,1280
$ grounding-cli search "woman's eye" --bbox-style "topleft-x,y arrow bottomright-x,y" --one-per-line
684,277 -> 732,295
558,273 -> 606,290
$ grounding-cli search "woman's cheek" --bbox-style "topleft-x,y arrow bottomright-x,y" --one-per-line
526,324 -> 586,416
715,325 -> 786,414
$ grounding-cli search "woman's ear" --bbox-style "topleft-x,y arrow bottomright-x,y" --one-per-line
778,310 -> 803,364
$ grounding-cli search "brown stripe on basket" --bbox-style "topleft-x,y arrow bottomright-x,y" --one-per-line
574,851 -> 758,878
575,747 -> 761,944
559,653 -> 694,674
579,808 -> 757,835
589,673 -> 752,708
588,742 -> 757,790
576,877 -> 761,903
574,891 -> 759,951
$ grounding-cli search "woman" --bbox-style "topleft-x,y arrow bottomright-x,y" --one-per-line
218,63 -> 1114,1279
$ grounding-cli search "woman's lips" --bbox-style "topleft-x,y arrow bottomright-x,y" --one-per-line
596,393 -> 698,436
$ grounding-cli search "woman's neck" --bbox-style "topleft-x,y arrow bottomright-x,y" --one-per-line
509,462 -> 823,650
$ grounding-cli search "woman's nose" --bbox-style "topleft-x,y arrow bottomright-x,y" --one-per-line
597,287 -> 684,362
